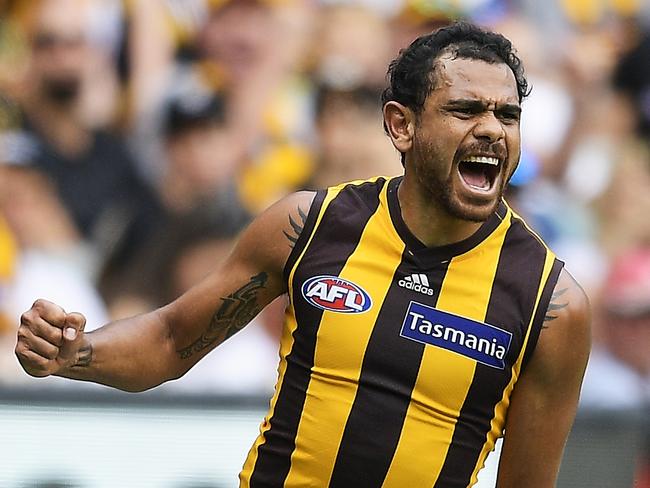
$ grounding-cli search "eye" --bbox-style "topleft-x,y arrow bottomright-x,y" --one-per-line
496,110 -> 521,124
451,107 -> 475,118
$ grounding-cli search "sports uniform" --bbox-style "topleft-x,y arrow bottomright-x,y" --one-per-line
240,176 -> 562,487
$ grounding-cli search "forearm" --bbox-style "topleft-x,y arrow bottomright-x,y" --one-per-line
57,310 -> 181,392
17,193 -> 303,390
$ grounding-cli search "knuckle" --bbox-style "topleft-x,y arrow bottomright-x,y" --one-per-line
29,321 -> 46,337
16,326 -> 28,341
20,310 -> 34,325
48,328 -> 64,347
45,345 -> 60,360
15,347 -> 31,364
15,347 -> 52,374
39,358 -> 51,370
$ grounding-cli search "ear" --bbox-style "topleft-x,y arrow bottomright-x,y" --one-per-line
383,101 -> 414,155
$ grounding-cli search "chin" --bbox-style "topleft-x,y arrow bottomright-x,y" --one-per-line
415,170 -> 505,226
450,204 -> 497,223
440,191 -> 501,223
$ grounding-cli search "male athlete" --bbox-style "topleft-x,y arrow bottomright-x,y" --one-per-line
15,23 -> 590,487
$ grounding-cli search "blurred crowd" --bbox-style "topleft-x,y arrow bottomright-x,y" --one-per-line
0,0 -> 648,423
0,0 -> 649,485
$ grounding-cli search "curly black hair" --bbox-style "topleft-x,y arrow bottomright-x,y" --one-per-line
382,22 -> 530,120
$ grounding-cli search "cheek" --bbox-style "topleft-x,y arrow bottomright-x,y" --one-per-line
412,136 -> 449,183
506,128 -> 521,156
501,130 -> 520,167
414,127 -> 449,161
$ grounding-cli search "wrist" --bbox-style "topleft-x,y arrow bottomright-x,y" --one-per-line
57,337 -> 94,379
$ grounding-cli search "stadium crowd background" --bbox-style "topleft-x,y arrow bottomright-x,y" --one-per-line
0,0 -> 648,486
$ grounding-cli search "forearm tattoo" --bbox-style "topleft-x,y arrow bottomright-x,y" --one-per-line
543,287 -> 569,327
283,205 -> 307,248
72,343 -> 93,368
177,272 -> 268,359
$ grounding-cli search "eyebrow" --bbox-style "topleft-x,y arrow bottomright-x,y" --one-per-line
444,99 -> 522,116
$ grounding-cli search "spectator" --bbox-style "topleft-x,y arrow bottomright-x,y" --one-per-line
311,3 -> 393,90
13,0 -> 159,271
154,209 -> 281,395
129,0 -> 315,214
100,87 -> 250,318
584,246 -> 650,406
0,158 -> 108,386
580,246 -> 650,486
309,84 -> 398,189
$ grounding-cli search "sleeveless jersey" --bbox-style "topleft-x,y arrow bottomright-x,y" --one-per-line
240,176 -> 564,488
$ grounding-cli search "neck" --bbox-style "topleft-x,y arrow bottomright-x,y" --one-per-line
25,95 -> 90,158
397,173 -> 484,248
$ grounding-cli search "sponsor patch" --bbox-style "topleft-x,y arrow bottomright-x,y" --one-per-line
400,301 -> 512,369
302,275 -> 372,313
398,273 -> 434,296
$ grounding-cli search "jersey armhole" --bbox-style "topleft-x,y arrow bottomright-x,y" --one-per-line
521,258 -> 564,371
282,190 -> 327,284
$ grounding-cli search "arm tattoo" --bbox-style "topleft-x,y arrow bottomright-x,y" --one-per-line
72,343 -> 93,368
283,205 -> 307,248
543,287 -> 569,327
177,272 -> 268,359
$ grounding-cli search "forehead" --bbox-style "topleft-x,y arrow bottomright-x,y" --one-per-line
35,0 -> 89,35
430,56 -> 519,105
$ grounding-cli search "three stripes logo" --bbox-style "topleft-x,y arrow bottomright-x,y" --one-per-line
398,273 -> 434,296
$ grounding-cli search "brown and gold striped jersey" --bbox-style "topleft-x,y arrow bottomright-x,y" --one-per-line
240,176 -> 563,488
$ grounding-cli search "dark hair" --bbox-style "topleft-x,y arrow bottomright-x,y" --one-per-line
164,91 -> 227,137
382,22 -> 530,120
314,84 -> 383,119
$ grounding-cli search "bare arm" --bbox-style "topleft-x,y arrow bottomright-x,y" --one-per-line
15,191 -> 316,392
496,268 -> 591,487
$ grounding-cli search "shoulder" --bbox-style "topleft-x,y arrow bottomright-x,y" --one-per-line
527,268 -> 591,387
253,191 -> 318,242
234,178 -> 390,278
545,268 -> 590,329
231,191 -> 318,277
259,176 -> 390,238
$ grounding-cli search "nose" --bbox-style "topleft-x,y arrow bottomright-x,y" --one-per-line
472,112 -> 505,142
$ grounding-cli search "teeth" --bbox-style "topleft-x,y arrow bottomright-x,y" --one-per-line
463,156 -> 499,166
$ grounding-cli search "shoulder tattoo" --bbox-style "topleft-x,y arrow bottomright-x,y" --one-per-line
543,287 -> 569,328
283,205 -> 308,248
177,272 -> 268,359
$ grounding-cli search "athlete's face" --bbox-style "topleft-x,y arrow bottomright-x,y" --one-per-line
409,56 -> 521,222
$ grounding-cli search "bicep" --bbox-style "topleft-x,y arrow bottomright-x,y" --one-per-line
496,269 -> 591,488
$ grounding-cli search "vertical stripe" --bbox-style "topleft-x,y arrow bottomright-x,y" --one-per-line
283,190 -> 327,283
247,179 -> 385,487
382,212 -> 510,488
329,260 -> 451,487
283,182 -> 405,486
467,252 -> 559,487
240,188 -> 337,487
521,258 -> 564,369
434,216 -> 549,488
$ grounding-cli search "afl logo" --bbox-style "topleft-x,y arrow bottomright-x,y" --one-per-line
302,275 -> 372,313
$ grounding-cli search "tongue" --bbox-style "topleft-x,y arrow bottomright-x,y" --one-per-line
459,163 -> 489,189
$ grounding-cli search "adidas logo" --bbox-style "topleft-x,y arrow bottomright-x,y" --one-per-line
398,273 -> 434,296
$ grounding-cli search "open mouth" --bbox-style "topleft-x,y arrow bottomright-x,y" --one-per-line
458,156 -> 500,191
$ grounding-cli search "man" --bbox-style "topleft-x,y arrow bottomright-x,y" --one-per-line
15,0 -> 160,271
15,23 -> 590,487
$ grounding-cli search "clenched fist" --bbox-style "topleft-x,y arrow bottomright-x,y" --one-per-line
15,299 -> 88,377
